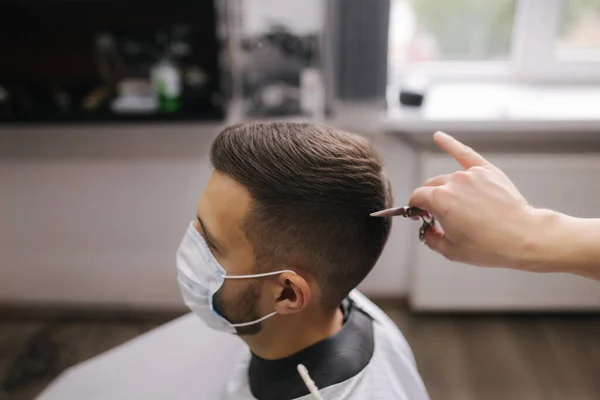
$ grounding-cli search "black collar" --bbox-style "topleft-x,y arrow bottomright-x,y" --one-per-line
248,298 -> 374,400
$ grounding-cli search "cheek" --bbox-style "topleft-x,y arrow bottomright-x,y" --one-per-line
219,278 -> 250,302
214,247 -> 259,302
217,245 -> 255,276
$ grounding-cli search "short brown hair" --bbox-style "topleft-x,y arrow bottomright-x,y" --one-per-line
210,122 -> 392,309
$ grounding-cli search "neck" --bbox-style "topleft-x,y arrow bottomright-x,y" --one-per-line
243,306 -> 344,360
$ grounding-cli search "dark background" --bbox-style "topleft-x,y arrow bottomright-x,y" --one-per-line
0,0 -> 225,122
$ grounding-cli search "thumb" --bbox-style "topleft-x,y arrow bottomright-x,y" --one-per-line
408,186 -> 436,215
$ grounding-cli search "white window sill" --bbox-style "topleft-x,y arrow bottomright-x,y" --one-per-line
382,83 -> 600,137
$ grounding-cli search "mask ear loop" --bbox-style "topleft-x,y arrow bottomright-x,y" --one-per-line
223,270 -> 297,279
224,270 -> 298,328
229,310 -> 279,327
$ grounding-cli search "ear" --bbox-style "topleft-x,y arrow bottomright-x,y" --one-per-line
272,271 -> 311,315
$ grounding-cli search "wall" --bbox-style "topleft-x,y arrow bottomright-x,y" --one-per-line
0,120 -> 417,309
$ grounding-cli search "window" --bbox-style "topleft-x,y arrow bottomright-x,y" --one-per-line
557,0 -> 600,57
389,0 -> 515,63
388,0 -> 600,83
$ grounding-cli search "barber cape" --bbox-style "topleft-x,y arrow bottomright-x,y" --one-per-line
222,290 -> 429,400
35,290 -> 428,400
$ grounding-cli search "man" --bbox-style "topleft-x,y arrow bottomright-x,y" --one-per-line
176,122 -> 429,399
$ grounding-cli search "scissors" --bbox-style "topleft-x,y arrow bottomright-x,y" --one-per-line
370,206 -> 435,242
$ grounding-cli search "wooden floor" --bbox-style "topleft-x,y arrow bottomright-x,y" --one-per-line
1,304 -> 599,400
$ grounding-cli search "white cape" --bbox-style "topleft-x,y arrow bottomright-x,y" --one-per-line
37,291 -> 428,400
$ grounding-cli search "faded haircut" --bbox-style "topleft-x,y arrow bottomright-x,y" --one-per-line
210,122 -> 392,309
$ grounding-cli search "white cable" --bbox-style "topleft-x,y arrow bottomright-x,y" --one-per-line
297,364 -> 325,400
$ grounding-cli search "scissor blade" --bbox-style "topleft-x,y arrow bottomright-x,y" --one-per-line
370,206 -> 409,217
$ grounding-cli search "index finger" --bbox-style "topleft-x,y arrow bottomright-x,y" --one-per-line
434,131 -> 489,170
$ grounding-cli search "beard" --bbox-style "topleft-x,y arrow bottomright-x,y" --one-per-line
213,280 -> 264,336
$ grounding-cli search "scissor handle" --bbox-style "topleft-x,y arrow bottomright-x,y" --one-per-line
370,206 -> 435,242
404,206 -> 427,218
418,214 -> 435,242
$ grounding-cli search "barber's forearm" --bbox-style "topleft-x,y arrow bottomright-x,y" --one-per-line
521,209 -> 600,281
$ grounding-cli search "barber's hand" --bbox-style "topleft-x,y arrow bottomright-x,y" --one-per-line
409,132 -> 537,268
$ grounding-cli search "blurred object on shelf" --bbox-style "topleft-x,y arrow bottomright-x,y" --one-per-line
238,0 -> 328,118
399,74 -> 429,107
111,79 -> 157,114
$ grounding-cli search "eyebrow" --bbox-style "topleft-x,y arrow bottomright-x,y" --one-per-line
196,215 -> 224,252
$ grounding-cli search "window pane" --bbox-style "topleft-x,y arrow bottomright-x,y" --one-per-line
389,0 -> 515,67
557,0 -> 600,54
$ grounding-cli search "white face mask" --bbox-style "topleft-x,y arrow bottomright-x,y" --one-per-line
176,221 -> 296,334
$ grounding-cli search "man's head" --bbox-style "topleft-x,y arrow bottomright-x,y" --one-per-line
195,122 -> 392,335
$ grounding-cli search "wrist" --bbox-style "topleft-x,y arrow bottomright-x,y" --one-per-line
510,206 -> 600,280
517,208 -> 599,277
516,207 -> 563,273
